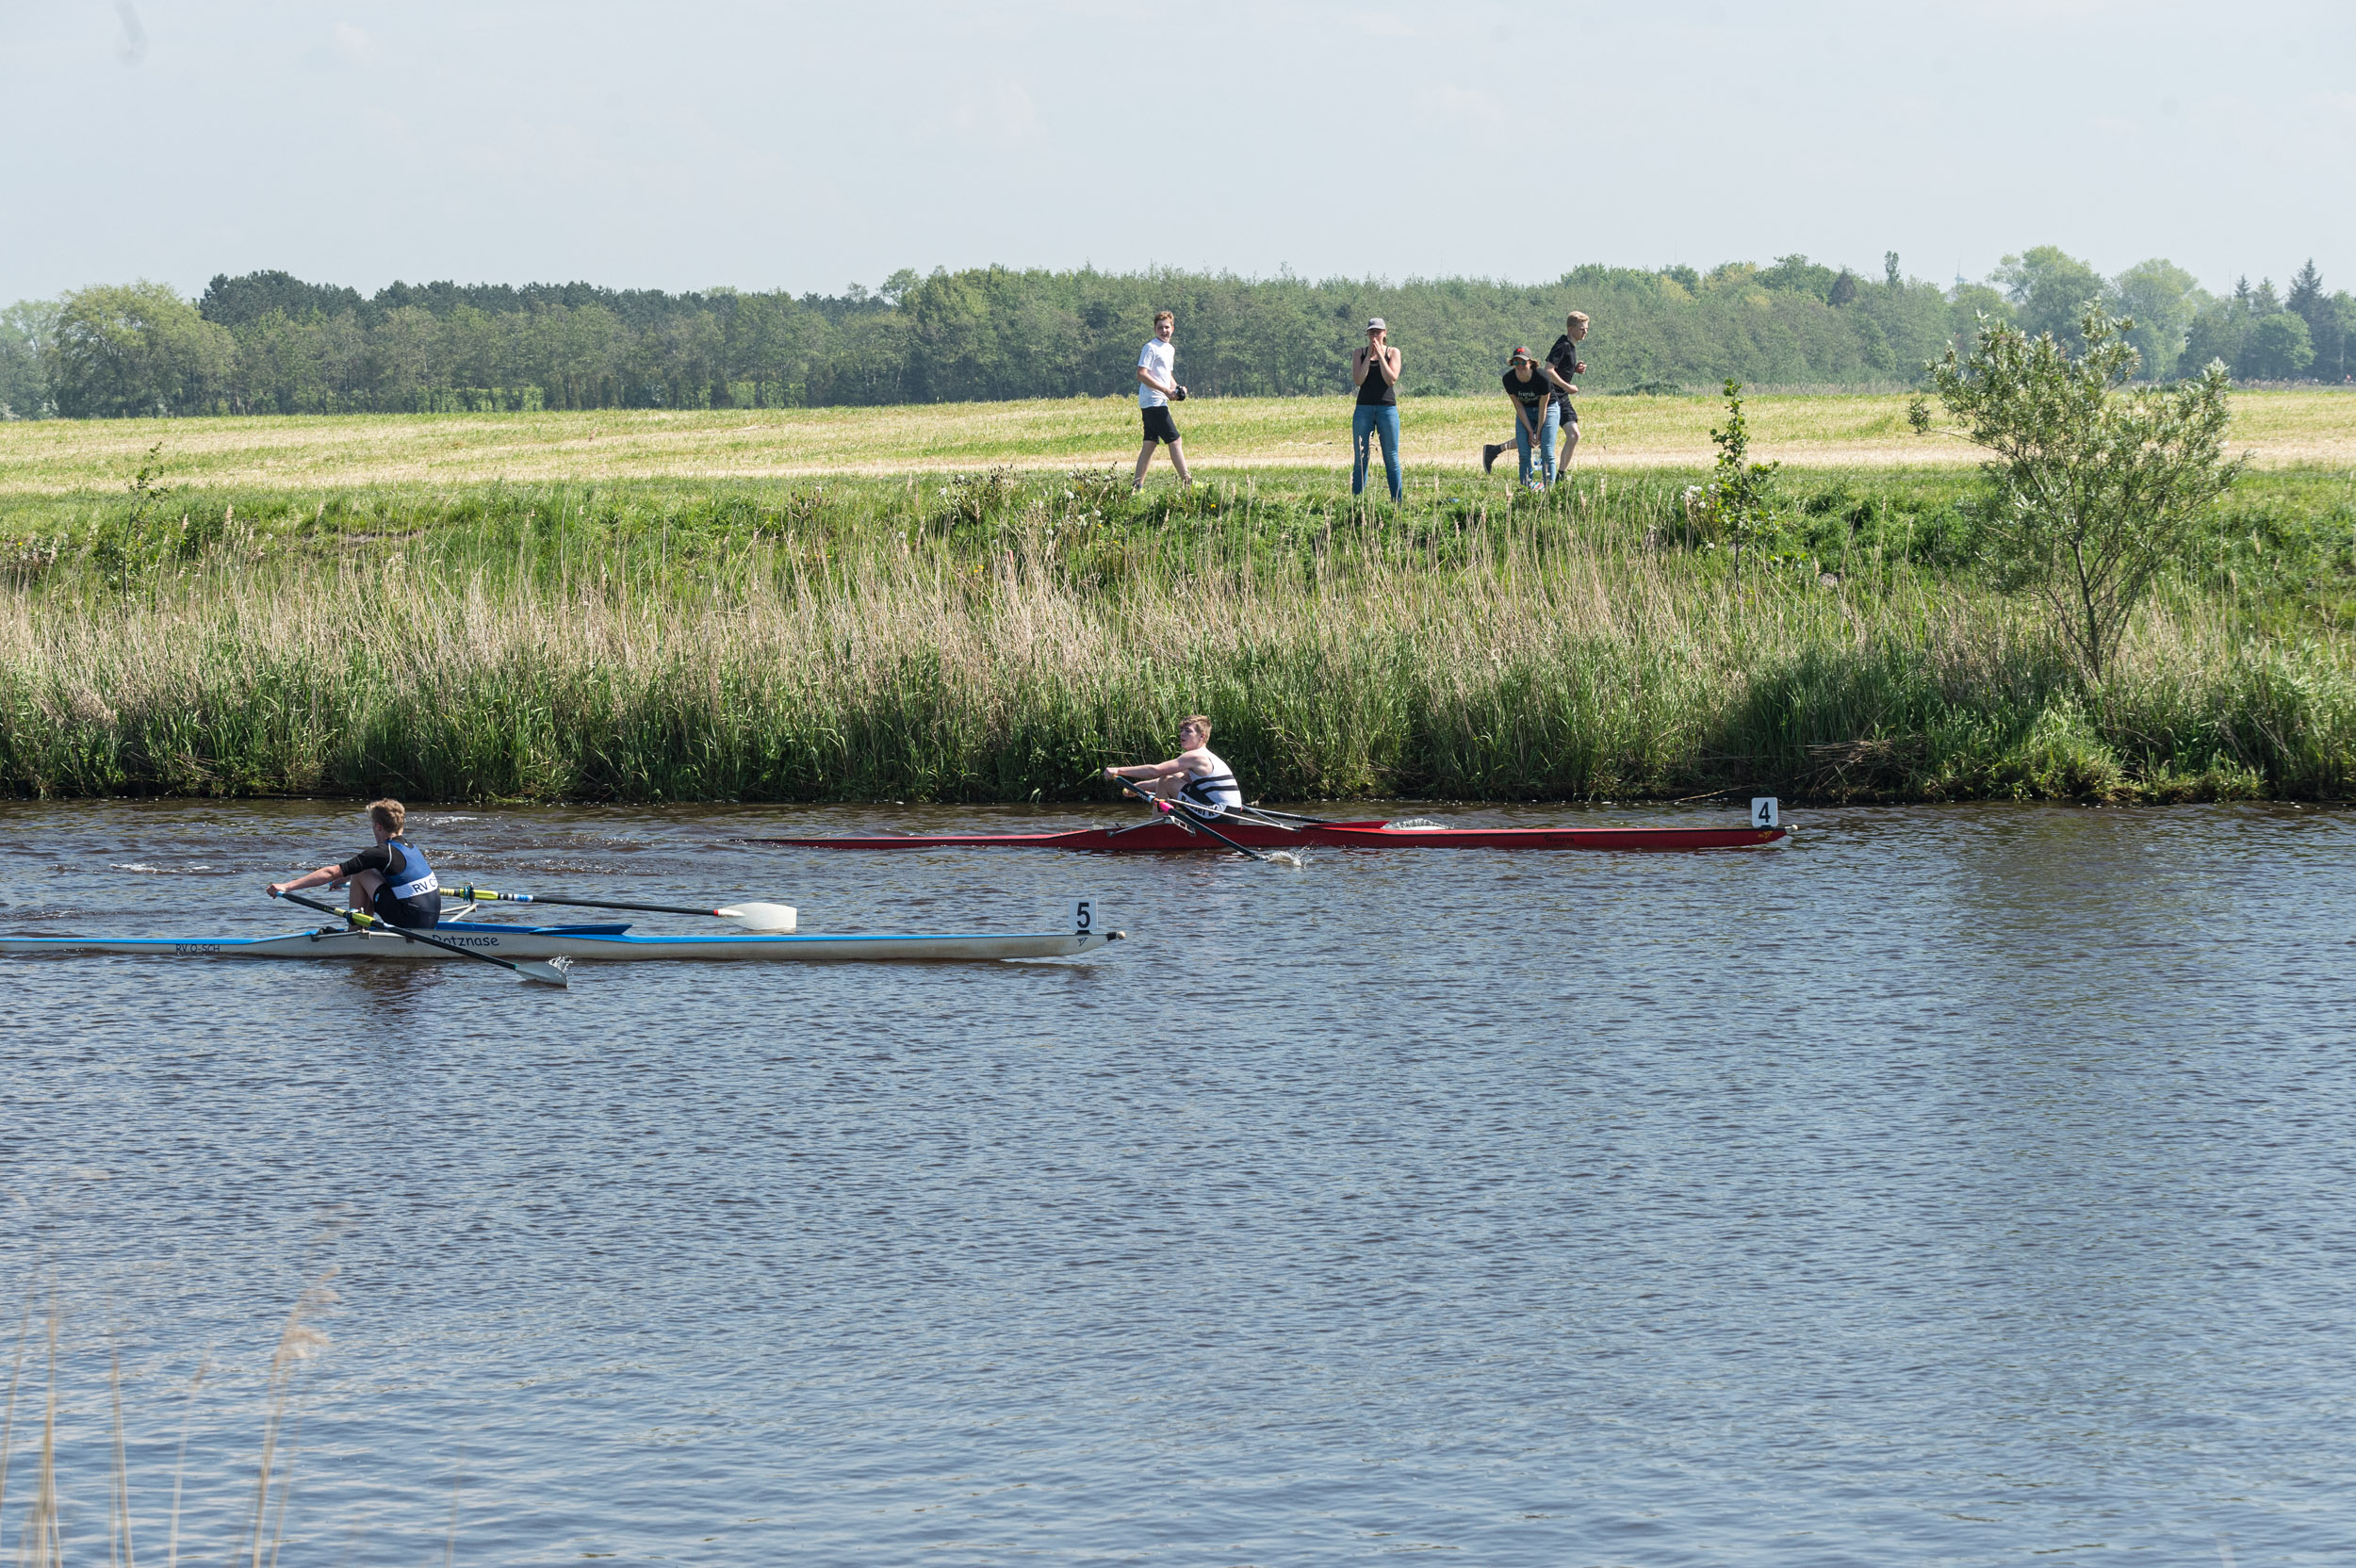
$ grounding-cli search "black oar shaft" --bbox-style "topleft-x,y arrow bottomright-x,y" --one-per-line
449,887 -> 713,918
1231,804 -> 1341,825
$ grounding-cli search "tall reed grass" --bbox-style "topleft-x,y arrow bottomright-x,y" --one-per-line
0,1277 -> 338,1568
2,473 -> 2347,803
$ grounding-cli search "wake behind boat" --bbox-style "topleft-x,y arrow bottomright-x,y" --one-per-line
751,799 -> 1792,854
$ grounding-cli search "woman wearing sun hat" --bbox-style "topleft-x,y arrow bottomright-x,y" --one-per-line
1350,318 -> 1404,501
1498,347 -> 1557,489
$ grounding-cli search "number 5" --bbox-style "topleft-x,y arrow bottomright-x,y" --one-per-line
1072,898 -> 1094,935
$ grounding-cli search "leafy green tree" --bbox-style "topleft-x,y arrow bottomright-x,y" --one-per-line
47,282 -> 234,416
0,299 -> 59,417
2105,258 -> 2204,381
1946,282 -> 2012,359
1993,246 -> 2107,347
2332,294 -> 2356,382
2177,295 -> 2249,379
2236,311 -> 2314,380
1932,308 -> 2244,680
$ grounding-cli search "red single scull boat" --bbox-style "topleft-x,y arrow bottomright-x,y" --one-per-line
749,814 -> 1792,854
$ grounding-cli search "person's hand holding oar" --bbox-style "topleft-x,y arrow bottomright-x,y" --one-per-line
443,886 -> 797,932
1111,775 -> 1301,867
272,889 -> 573,987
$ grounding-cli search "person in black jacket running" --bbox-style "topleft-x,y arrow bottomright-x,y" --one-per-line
267,798 -> 444,929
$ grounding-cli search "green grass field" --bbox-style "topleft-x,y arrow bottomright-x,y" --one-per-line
3,389 -> 2351,497
1,394 -> 2349,804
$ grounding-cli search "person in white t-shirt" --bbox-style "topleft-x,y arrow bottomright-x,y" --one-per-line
1133,310 -> 1192,490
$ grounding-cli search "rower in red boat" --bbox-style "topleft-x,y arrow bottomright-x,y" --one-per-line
1103,714 -> 1244,818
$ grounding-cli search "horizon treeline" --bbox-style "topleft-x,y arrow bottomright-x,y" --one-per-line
2,248 -> 2349,420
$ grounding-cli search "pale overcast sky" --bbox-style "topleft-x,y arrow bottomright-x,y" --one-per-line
6,0 -> 2351,303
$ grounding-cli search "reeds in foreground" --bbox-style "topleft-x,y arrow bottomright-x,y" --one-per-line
0,1279 -> 335,1568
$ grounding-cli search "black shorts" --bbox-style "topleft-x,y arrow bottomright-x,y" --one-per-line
372,886 -> 441,929
1140,405 -> 1182,445
1559,401 -> 1579,427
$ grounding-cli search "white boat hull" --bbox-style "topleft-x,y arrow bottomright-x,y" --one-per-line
0,919 -> 1120,965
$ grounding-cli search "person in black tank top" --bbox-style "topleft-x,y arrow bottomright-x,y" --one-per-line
1350,318 -> 1404,501
266,797 -> 444,929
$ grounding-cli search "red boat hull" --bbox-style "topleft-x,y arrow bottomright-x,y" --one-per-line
749,819 -> 1792,853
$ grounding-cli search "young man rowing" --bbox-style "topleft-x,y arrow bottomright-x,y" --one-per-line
266,798 -> 443,928
1103,714 -> 1243,816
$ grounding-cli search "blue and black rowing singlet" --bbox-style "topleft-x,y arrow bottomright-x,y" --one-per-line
1177,750 -> 1244,817
373,838 -> 443,929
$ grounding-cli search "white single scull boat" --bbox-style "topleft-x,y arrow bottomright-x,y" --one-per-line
1,910 -> 1122,966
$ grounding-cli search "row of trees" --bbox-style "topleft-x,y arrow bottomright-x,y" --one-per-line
1989,247 -> 2352,386
2,251 -> 2348,419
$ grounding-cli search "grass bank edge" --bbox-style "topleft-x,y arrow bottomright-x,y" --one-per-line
3,470 -> 2348,806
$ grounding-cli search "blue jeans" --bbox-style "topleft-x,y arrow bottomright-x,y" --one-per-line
1352,402 -> 1402,501
1514,404 -> 1558,487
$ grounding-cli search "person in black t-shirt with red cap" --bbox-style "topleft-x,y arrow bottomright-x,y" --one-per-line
1498,348 -> 1557,489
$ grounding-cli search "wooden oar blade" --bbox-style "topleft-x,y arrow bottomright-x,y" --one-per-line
715,902 -> 797,933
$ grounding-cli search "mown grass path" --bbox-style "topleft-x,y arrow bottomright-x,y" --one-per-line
4,390 -> 2351,494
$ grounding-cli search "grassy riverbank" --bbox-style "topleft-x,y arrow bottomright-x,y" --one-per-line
3,465 -> 2350,804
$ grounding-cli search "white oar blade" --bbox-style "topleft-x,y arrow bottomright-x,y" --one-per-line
716,902 -> 797,933
518,956 -> 573,988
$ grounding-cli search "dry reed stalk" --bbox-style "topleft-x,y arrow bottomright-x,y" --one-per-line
0,1293 -> 28,1560
22,1304 -> 63,1568
107,1338 -> 136,1568
237,1270 -> 337,1568
162,1354 -> 209,1568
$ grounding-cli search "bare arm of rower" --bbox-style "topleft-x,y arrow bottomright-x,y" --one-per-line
1103,757 -> 1203,797
267,864 -> 350,898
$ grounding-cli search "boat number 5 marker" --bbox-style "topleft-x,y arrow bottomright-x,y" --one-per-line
1072,899 -> 1095,936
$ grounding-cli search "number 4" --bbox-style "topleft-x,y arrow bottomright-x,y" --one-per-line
1750,797 -> 1780,828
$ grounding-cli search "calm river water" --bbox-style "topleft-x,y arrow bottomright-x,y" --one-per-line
3,799 -> 2352,1566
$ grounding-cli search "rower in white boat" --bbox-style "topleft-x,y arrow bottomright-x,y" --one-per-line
266,797 -> 443,928
1103,714 -> 1244,817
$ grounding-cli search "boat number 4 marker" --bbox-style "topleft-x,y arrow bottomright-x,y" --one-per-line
1750,797 -> 1780,828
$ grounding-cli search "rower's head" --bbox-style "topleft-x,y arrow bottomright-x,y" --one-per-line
1178,714 -> 1212,751
367,798 -> 406,843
